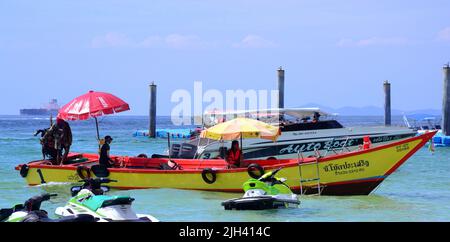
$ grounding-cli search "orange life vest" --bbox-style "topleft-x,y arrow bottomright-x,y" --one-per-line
363,136 -> 371,150
227,149 -> 241,166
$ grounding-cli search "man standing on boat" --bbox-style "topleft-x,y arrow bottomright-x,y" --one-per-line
99,136 -> 115,168
55,118 -> 72,164
226,140 -> 243,168
40,127 -> 58,163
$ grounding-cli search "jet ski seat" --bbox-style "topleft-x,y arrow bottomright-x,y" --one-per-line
0,208 -> 13,221
83,195 -> 134,211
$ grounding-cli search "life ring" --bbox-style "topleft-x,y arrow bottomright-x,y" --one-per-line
20,164 -> 29,178
247,163 -> 265,179
76,166 -> 91,179
201,168 -> 216,184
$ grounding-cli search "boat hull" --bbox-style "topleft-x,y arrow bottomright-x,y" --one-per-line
16,132 -> 435,196
222,196 -> 300,210
195,126 -> 417,160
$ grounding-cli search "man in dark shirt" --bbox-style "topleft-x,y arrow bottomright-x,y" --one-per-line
99,136 -> 114,168
56,118 -> 72,164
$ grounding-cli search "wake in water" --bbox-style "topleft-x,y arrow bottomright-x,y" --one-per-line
35,182 -> 74,187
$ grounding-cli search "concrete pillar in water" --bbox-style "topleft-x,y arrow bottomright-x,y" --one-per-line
277,67 -> 285,109
383,80 -> 391,126
443,64 -> 450,135
149,82 -> 157,138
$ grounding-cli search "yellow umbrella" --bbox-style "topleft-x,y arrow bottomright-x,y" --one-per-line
200,117 -> 281,141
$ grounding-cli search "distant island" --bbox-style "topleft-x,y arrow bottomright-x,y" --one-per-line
298,103 -> 441,116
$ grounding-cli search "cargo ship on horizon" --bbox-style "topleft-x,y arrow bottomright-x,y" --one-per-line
19,99 -> 60,116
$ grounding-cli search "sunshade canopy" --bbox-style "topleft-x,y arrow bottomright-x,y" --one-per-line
57,90 -> 130,141
200,117 -> 281,141
57,90 -> 130,121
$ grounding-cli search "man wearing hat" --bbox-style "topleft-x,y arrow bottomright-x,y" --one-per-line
99,135 -> 114,168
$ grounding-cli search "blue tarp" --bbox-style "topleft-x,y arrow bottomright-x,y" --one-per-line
133,128 -> 192,139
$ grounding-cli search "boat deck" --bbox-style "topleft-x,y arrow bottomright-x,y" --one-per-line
23,152 -> 319,171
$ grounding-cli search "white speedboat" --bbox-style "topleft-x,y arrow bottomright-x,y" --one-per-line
156,108 -> 417,160
403,114 -> 449,147
403,114 -> 441,134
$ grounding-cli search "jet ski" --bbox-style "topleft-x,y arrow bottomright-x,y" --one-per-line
222,167 -> 300,210
0,193 -> 97,222
55,178 -> 159,222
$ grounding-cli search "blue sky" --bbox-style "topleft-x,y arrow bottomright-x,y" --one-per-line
1,0 -> 449,115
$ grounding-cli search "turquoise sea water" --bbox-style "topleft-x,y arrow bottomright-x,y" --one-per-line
0,115 -> 449,222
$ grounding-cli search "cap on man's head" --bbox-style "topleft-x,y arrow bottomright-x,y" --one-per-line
104,135 -> 113,141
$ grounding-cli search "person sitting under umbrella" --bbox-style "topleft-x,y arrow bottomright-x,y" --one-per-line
99,136 -> 115,168
226,140 -> 243,168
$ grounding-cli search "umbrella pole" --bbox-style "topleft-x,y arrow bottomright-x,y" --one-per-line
240,132 -> 243,166
95,117 -> 100,141
168,132 -> 172,160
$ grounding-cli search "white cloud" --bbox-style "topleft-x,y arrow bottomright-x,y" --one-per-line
437,27 -> 450,42
91,32 -> 132,48
138,36 -> 164,48
165,34 -> 209,49
337,37 -> 409,47
232,35 -> 277,48
91,32 -> 211,49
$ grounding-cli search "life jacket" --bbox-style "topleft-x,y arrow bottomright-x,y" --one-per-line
227,149 -> 241,166
363,136 -> 371,150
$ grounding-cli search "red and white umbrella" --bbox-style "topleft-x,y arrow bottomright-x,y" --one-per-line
57,90 -> 130,140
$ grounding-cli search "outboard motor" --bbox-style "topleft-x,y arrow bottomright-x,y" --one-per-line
178,143 -> 198,159
170,143 -> 181,158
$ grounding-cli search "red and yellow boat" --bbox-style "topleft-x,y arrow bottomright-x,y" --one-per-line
15,131 -> 435,196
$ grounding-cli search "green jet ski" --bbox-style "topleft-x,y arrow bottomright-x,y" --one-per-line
1,193 -> 97,222
222,167 -> 300,210
55,178 -> 158,222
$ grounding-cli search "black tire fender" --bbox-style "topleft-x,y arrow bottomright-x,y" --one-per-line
201,168 -> 217,184
247,163 -> 265,179
137,154 -> 148,158
20,164 -> 29,178
90,165 -> 110,178
76,165 -> 91,179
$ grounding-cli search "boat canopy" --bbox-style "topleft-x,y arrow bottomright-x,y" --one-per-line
203,108 -> 333,127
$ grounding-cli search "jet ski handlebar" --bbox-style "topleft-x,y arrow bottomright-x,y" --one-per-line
75,178 -> 117,195
271,167 -> 283,176
258,167 -> 283,182
24,193 -> 57,211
